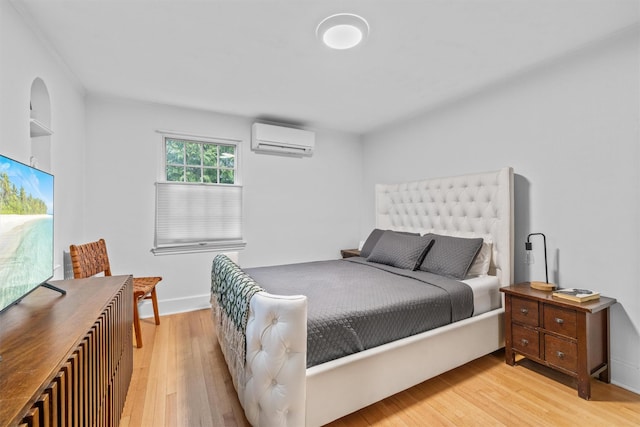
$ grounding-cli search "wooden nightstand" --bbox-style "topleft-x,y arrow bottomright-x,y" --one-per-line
500,283 -> 616,400
340,248 -> 361,258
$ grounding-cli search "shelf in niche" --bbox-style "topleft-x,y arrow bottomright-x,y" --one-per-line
30,118 -> 53,137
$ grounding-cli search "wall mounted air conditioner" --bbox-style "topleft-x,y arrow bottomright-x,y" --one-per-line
251,123 -> 315,156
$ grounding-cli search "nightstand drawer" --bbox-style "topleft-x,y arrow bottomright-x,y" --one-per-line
544,305 -> 577,338
511,297 -> 539,327
545,335 -> 577,373
512,324 -> 539,358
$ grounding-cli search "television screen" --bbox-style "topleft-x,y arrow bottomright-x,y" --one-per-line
0,154 -> 54,313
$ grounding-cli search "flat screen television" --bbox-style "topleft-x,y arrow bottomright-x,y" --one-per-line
0,154 -> 56,313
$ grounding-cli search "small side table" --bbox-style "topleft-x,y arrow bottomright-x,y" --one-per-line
500,283 -> 616,400
340,249 -> 361,258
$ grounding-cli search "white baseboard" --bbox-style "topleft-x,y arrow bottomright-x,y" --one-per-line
611,357 -> 640,395
137,293 -> 212,318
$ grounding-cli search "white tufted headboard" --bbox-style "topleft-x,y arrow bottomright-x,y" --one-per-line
375,167 -> 514,286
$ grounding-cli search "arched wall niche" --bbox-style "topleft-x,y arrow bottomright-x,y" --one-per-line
29,77 -> 52,171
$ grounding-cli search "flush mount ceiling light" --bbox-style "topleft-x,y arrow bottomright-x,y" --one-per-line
316,13 -> 369,50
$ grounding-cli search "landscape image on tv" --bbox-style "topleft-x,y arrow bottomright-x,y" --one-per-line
0,155 -> 54,313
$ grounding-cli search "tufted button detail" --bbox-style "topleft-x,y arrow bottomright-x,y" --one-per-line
271,379 -> 277,386
272,317 -> 278,325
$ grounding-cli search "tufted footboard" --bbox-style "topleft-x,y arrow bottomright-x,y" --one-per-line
211,255 -> 307,427
243,292 -> 307,426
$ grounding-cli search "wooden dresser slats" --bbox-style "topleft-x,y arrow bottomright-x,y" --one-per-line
0,276 -> 133,427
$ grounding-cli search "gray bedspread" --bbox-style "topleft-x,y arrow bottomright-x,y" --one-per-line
244,257 -> 473,367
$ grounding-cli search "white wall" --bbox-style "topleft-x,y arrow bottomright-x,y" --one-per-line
361,28 -> 640,393
244,126 -> 363,267
84,95 -> 363,316
0,0 -> 86,279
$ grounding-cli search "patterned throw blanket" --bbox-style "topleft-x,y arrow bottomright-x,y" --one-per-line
211,254 -> 264,392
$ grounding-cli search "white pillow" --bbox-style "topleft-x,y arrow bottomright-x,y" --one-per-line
466,241 -> 492,278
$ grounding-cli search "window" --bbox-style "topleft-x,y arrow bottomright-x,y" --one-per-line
164,138 -> 236,184
152,132 -> 245,255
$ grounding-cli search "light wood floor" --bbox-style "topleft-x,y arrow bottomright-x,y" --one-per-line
121,309 -> 640,426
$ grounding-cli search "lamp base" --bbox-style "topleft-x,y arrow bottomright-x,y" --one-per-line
530,281 -> 556,291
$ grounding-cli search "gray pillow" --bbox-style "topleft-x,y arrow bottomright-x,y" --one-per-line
367,231 -> 434,270
360,229 -> 419,258
360,229 -> 385,258
419,233 -> 483,279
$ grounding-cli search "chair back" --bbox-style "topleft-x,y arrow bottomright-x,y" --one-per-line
69,238 -> 112,279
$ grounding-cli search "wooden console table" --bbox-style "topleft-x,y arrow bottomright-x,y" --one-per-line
500,283 -> 616,399
0,275 -> 133,427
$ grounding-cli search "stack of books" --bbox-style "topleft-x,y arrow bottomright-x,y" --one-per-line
552,288 -> 600,303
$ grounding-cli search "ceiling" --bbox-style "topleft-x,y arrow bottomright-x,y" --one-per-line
14,0 -> 639,134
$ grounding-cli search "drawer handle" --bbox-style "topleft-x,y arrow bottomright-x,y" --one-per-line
555,317 -> 564,325
521,339 -> 529,346
520,308 -> 529,315
556,351 -> 565,359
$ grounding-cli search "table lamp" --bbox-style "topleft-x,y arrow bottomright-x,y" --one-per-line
525,232 -> 556,291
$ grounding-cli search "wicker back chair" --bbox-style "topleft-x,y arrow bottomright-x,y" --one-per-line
69,238 -> 162,348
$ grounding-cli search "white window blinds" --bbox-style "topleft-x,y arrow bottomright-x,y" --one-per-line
153,182 -> 245,254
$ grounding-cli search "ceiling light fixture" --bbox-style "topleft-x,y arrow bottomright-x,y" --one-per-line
316,13 -> 369,50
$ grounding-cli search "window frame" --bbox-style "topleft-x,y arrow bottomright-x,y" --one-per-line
152,130 -> 245,255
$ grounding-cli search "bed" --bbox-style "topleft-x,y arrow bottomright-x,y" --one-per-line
211,167 -> 514,426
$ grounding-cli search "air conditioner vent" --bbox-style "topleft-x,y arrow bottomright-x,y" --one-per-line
251,123 -> 315,157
